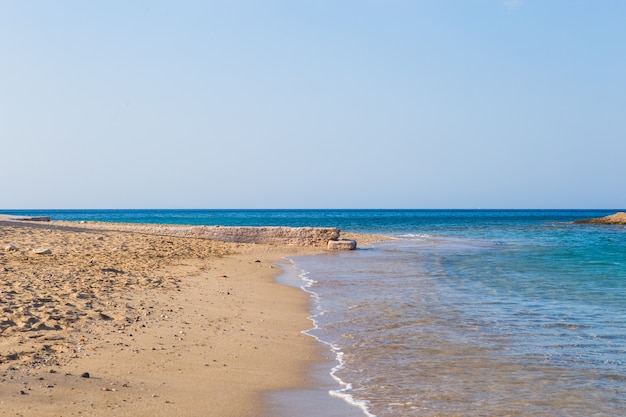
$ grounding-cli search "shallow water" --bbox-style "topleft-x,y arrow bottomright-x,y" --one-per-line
290,215 -> 626,416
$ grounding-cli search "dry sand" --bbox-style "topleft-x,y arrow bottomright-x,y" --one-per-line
0,219 -> 339,416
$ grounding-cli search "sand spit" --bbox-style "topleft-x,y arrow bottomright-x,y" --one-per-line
573,211 -> 626,225
0,215 -> 383,249
0,219 -> 328,416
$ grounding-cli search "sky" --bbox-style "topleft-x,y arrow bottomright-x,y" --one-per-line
1,0 -> 624,209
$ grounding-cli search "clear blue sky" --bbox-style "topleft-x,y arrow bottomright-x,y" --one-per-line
1,1 -> 624,209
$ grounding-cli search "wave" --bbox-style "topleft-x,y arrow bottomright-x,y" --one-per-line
286,259 -> 377,417
397,233 -> 434,239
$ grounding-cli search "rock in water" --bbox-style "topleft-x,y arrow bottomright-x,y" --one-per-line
574,212 -> 626,225
327,239 -> 357,250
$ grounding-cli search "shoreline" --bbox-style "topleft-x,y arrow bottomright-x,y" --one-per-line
267,258 -> 373,417
0,218 -> 344,416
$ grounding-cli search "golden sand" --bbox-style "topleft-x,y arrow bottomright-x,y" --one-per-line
1,219 -> 328,416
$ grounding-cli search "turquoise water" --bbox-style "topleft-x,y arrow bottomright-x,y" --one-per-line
4,209 -> 626,416
288,211 -> 626,416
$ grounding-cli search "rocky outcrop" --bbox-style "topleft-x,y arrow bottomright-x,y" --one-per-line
573,212 -> 626,225
85,224 -> 343,248
187,226 -> 341,247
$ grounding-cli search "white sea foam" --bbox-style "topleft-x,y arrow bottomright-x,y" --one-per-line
399,233 -> 434,239
284,259 -> 378,417
327,349 -> 378,417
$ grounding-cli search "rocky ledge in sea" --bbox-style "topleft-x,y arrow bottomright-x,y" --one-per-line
573,212 -> 626,225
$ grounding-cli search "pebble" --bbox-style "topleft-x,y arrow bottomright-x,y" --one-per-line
81,372 -> 90,378
32,248 -> 52,255
4,245 -> 18,251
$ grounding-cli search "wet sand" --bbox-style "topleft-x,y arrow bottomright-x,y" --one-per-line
0,219 -> 325,416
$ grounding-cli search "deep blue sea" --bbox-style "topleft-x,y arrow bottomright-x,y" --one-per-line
4,209 -> 626,416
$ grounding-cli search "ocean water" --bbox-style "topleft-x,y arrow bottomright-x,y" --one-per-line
287,210 -> 626,417
4,209 -> 626,416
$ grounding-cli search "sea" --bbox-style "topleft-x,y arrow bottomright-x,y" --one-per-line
4,209 -> 626,416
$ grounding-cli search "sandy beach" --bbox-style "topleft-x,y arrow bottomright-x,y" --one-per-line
0,218 -> 347,416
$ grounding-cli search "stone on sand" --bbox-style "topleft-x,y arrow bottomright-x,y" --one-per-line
32,248 -> 52,255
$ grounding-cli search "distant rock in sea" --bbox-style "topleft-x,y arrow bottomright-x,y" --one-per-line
573,212 -> 626,225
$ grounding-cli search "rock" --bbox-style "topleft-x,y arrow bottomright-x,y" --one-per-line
32,248 -> 52,255
101,267 -> 124,274
81,372 -> 90,378
82,224 -> 341,247
186,226 -> 341,247
574,212 -> 626,225
8,216 -> 50,222
4,245 -> 18,251
327,239 -> 357,250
